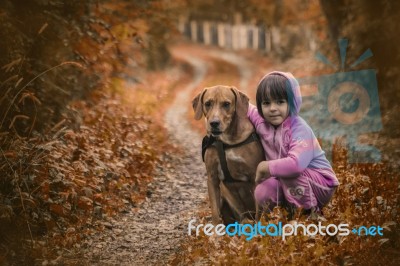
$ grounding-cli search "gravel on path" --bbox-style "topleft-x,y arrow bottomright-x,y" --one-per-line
83,52 -> 210,266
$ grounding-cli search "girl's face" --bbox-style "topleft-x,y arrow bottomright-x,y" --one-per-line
261,98 -> 289,126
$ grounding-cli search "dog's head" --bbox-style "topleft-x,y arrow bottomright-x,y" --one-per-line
192,85 -> 249,137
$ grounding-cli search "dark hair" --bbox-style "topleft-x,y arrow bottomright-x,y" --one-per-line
256,74 -> 296,118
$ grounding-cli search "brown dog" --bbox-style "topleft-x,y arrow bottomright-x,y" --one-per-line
192,85 -> 264,224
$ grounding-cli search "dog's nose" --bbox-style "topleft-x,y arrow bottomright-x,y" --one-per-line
210,121 -> 220,129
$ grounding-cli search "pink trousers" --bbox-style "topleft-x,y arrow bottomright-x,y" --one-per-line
254,168 -> 336,211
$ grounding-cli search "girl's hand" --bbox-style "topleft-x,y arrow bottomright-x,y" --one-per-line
255,161 -> 270,184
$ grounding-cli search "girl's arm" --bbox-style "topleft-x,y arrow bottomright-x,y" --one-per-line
268,123 -> 316,178
247,103 -> 264,127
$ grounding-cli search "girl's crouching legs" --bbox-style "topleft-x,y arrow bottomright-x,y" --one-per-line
254,177 -> 283,212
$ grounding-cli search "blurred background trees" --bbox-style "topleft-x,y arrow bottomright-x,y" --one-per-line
1,0 -> 398,137
0,0 -> 177,136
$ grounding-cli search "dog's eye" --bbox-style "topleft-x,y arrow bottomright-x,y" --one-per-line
204,101 -> 212,108
222,102 -> 230,108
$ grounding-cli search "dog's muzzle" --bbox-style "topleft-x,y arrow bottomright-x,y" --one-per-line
210,120 -> 222,136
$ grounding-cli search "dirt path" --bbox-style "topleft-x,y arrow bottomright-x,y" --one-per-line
208,50 -> 253,93
82,45 -> 253,265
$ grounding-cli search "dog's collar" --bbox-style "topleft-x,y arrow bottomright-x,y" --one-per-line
201,132 -> 260,182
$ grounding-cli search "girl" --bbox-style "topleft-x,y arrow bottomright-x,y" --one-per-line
247,71 -> 339,216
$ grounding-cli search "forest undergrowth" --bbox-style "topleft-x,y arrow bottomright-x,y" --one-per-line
0,55 -> 195,264
173,146 -> 400,265
0,1 -> 185,264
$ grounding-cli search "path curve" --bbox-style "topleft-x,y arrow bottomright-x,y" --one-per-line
83,45 -> 252,265
83,52 -> 209,265
209,50 -> 253,93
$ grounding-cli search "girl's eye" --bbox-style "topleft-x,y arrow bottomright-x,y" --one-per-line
262,101 -> 270,105
222,102 -> 230,108
277,100 -> 286,104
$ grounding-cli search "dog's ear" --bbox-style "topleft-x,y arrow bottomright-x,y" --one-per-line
192,89 -> 207,120
231,87 -> 249,119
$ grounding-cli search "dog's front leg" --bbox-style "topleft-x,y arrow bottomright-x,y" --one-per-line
207,173 -> 223,225
204,150 -> 224,225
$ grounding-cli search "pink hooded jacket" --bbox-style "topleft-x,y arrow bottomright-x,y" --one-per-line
247,71 -> 339,187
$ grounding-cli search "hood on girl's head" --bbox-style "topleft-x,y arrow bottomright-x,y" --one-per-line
259,71 -> 302,115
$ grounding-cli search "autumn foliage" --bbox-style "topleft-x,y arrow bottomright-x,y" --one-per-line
1,0 -> 399,265
173,145 -> 399,265
0,0 -> 179,263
